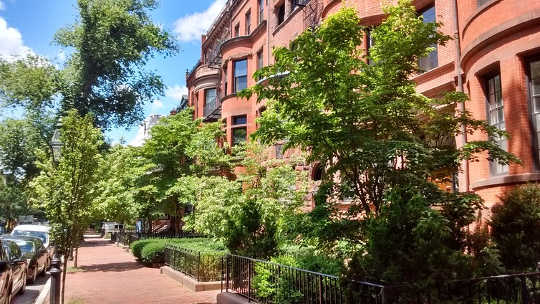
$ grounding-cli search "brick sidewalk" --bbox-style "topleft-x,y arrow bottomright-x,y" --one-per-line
65,237 -> 219,304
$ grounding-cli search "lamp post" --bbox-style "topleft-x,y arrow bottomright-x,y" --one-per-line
50,122 -> 63,163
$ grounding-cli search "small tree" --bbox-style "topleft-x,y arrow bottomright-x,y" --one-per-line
30,109 -> 102,304
491,184 -> 540,272
241,1 -> 519,217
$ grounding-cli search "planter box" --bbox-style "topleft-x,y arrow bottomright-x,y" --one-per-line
160,266 -> 221,292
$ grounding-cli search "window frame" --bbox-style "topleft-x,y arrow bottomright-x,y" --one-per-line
526,55 -> 540,169
245,9 -> 252,35
204,88 -> 217,117
258,0 -> 264,24
231,127 -> 247,146
418,4 -> 438,72
483,71 -> 508,176
477,0 -> 491,7
232,114 -> 247,126
234,23 -> 240,37
233,58 -> 248,93
277,3 -> 285,25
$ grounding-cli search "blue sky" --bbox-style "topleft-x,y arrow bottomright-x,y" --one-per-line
0,0 -> 226,145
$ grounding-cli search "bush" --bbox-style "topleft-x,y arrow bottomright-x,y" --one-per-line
130,238 -> 227,266
346,186 -> 480,293
130,239 -> 153,260
491,184 -> 540,272
141,241 -> 166,264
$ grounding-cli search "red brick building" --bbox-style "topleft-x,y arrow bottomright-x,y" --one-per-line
186,0 -> 540,208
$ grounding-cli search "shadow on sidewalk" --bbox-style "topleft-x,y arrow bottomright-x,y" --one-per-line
76,261 -> 144,273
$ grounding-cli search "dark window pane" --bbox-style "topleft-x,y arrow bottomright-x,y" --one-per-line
234,59 -> 248,92
245,10 -> 251,35
258,0 -> 264,24
418,5 -> 437,72
277,4 -> 285,25
485,72 -> 507,175
477,0 -> 491,7
233,115 -> 247,125
204,88 -> 217,117
232,127 -> 247,146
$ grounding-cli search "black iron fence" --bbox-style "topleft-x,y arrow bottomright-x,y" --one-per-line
222,254 -> 385,304
164,244 -> 225,282
384,272 -> 540,303
222,254 -> 540,304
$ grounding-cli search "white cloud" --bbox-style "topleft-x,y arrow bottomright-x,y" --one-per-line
173,0 -> 227,42
152,99 -> 163,109
128,125 -> 145,147
0,17 -> 33,61
165,85 -> 188,101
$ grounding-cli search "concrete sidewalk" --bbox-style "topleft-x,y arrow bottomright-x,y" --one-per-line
65,237 -> 219,304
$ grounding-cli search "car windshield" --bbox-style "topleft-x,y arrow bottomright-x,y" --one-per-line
15,241 -> 34,255
12,230 -> 47,244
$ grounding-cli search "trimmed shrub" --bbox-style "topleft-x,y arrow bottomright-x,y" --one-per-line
491,184 -> 540,272
130,238 -> 227,266
141,241 -> 166,264
130,239 -> 153,260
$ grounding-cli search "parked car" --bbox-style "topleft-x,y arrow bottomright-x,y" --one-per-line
11,225 -> 51,258
1,240 -> 26,299
101,222 -> 123,238
1,236 -> 47,283
0,239 -> 12,304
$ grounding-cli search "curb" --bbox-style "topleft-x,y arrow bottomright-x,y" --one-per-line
34,277 -> 51,304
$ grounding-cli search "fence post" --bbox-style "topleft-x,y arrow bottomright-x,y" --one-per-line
226,255 -> 230,293
49,256 -> 61,304
521,276 -> 529,304
221,256 -> 224,293
197,251 -> 201,282
248,260 -> 251,301
318,275 -> 323,304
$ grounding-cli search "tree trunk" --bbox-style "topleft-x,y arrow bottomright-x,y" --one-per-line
74,247 -> 78,268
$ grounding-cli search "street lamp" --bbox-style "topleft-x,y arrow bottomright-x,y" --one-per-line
51,122 -> 63,162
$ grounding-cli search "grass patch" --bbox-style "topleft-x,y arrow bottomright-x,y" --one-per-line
67,298 -> 85,304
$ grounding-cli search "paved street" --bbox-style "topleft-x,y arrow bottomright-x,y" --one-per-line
65,236 -> 219,304
13,272 -> 49,304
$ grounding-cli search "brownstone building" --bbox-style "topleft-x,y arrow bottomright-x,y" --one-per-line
186,0 -> 540,209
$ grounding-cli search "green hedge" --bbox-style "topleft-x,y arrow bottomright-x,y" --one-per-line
130,238 -> 227,265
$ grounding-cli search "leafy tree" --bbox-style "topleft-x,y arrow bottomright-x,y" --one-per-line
0,0 -> 177,129
241,1 -> 519,217
0,118 -> 45,181
491,184 -> 540,272
54,0 -> 177,128
0,178 -> 28,230
142,109 -> 231,233
92,145 -> 156,224
177,142 -> 308,258
0,117 -> 51,223
29,110 -> 102,304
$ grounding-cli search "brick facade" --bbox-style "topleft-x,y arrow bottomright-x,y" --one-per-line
185,0 -> 540,206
